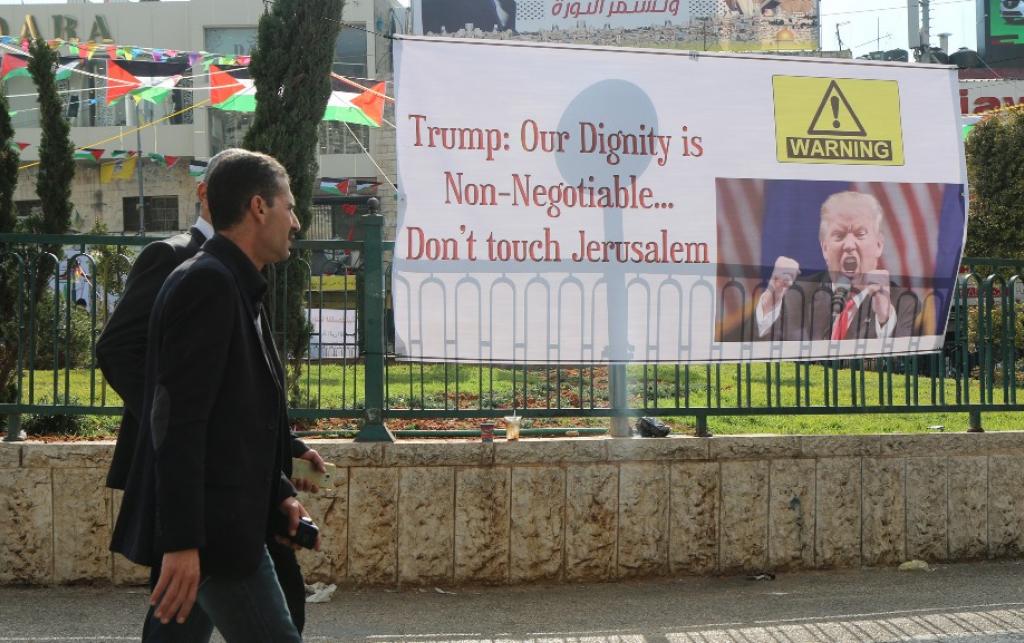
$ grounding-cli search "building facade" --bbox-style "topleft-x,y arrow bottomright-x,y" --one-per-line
0,0 -> 402,237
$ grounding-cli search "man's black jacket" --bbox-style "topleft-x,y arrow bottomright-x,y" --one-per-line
110,235 -> 297,577
97,227 -> 308,491
97,228 -> 205,490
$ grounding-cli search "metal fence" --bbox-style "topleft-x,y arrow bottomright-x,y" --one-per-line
1,219 -> 1022,441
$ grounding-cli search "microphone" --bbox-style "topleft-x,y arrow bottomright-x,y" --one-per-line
832,275 -> 852,318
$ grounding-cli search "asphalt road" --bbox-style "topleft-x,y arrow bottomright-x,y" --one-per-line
4,560 -> 1024,642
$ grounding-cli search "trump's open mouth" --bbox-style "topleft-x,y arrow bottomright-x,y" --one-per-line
842,255 -> 859,274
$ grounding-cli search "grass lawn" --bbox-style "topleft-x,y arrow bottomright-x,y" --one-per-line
16,360 -> 1024,438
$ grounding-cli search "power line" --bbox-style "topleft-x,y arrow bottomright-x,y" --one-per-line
819,0 -> 971,18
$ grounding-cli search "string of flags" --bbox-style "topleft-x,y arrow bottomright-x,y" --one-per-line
0,34 -> 252,68
0,45 -> 389,128
64,148 -> 177,166
1,38 -> 392,182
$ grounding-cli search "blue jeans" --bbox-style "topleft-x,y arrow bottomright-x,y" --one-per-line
196,545 -> 301,643
142,566 -> 215,643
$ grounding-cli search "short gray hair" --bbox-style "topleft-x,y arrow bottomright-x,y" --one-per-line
204,148 -> 246,182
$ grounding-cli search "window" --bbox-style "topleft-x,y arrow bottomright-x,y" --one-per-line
15,200 -> 42,220
205,27 -> 259,57
318,121 -> 370,155
334,26 -> 368,78
123,196 -> 180,232
209,111 -> 255,155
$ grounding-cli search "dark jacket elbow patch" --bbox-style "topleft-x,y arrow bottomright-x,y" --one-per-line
150,384 -> 170,449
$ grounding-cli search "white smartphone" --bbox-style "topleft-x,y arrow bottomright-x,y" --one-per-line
291,458 -> 337,490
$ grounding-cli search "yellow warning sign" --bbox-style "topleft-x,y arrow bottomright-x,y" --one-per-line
773,76 -> 904,166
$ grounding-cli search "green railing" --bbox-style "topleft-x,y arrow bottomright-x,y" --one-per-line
1,220 -> 1022,441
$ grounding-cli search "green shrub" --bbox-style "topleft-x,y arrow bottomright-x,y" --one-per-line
28,292 -> 96,370
965,301 -> 1024,357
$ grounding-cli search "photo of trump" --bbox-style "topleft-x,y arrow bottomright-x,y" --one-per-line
715,178 -> 967,348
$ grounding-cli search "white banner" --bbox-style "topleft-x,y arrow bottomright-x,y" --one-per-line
393,37 -> 968,363
306,308 -> 359,360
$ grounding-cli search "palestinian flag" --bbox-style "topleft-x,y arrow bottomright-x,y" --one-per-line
8,141 -> 28,152
355,181 -> 380,195
73,148 -> 104,162
189,159 -> 208,178
212,69 -> 385,127
133,75 -> 182,105
3,55 -> 81,82
111,150 -> 136,158
107,60 -> 188,105
319,179 -> 350,196
148,153 -> 179,168
55,60 -> 80,81
324,77 -> 386,127
209,65 -> 254,111
0,54 -> 29,81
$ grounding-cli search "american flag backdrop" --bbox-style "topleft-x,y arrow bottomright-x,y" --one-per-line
715,178 -> 966,342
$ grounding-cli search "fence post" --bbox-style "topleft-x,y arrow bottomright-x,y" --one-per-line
3,414 -> 25,442
695,413 -> 711,438
609,364 -> 631,437
968,410 -> 983,433
355,199 -> 395,443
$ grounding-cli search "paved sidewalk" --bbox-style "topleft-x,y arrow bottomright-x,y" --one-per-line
3,560 -> 1024,641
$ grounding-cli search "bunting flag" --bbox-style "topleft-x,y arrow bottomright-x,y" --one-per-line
0,54 -> 30,82
106,60 -> 141,104
108,60 -> 189,106
189,159 -> 208,177
111,150 -> 136,158
55,61 -> 80,82
210,66 -> 255,111
209,65 -> 246,105
148,153 -> 179,168
100,156 -> 137,184
8,141 -> 28,152
132,74 -> 182,105
73,148 -> 104,162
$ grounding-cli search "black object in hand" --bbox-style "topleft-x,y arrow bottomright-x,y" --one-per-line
290,516 -> 319,549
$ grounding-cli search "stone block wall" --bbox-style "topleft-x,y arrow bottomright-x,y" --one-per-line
1,433 -> 1023,586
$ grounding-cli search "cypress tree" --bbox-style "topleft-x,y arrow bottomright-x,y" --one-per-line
0,89 -> 17,233
0,40 -> 76,414
965,107 -> 1024,260
243,0 -> 343,400
28,39 -> 74,240
0,83 -> 21,407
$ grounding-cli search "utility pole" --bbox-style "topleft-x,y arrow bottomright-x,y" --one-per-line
835,21 -> 849,52
696,16 -> 710,51
134,100 -> 146,235
908,0 -> 920,54
920,0 -> 931,62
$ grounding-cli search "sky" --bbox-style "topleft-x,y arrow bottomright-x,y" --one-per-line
819,0 -> 979,57
0,0 -> 983,58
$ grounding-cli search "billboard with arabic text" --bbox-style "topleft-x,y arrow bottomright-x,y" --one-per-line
413,0 -> 819,52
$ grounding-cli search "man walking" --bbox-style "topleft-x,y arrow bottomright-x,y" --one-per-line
110,150 -> 315,641
98,148 -> 322,639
